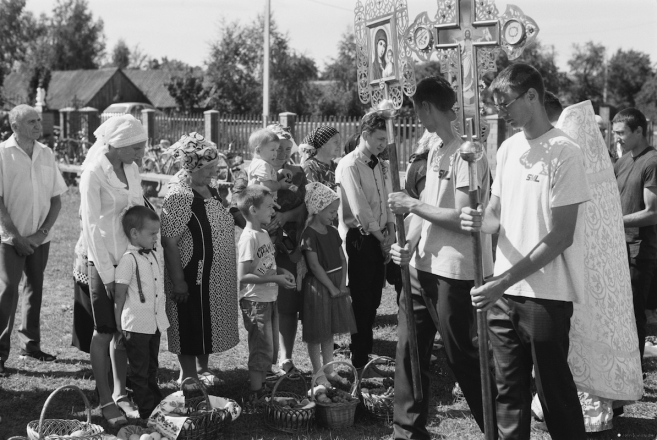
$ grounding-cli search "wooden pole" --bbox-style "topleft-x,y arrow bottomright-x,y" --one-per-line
377,101 -> 423,403
461,118 -> 495,440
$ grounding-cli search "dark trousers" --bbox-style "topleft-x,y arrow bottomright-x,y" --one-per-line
346,228 -> 385,368
0,242 -> 50,361
393,271 -> 496,439
488,295 -> 585,440
124,330 -> 163,419
629,257 -> 657,361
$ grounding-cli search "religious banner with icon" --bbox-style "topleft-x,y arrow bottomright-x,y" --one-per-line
355,0 -> 417,109
404,0 -> 539,141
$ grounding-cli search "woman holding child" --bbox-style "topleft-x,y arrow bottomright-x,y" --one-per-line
80,115 -> 148,426
161,132 -> 240,388
264,124 -> 308,377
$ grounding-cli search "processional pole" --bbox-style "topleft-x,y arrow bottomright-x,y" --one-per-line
401,1 -> 539,438
354,0 -> 423,402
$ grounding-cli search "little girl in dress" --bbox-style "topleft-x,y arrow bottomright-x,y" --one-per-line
300,182 -> 357,387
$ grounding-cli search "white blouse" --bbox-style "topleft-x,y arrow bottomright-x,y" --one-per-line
80,155 -> 143,284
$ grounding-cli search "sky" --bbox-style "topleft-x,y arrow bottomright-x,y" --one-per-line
24,0 -> 657,72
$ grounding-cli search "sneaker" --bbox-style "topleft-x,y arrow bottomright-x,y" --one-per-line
0,359 -> 7,377
19,350 -> 56,362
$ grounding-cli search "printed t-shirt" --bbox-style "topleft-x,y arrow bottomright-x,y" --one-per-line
413,135 -> 494,280
614,147 -> 657,259
238,227 -> 278,302
492,128 -> 591,303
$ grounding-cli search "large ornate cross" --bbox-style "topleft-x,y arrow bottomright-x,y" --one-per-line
406,0 -> 539,140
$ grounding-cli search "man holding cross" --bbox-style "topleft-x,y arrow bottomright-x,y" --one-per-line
461,63 -> 588,439
389,75 -> 495,439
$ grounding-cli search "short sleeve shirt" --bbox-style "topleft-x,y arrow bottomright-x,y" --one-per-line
492,128 -> 591,303
300,226 -> 343,273
413,136 -> 493,280
0,135 -> 67,243
247,158 -> 278,196
613,147 -> 657,259
238,227 -> 278,302
115,246 -> 169,334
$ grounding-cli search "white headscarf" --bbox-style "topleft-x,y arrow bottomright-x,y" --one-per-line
81,115 -> 148,171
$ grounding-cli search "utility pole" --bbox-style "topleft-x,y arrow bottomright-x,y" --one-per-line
263,0 -> 270,127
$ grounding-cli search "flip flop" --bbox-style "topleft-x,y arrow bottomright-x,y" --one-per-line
100,402 -> 128,427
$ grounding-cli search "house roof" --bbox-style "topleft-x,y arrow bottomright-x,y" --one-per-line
124,70 -> 180,109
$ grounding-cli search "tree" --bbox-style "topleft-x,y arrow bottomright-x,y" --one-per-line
635,76 -> 657,123
205,15 -> 318,115
166,68 -> 207,112
111,39 -> 130,69
318,31 -> 366,117
607,49 -> 654,109
516,40 -> 569,98
566,41 -> 606,106
48,0 -> 105,70
0,0 -> 37,105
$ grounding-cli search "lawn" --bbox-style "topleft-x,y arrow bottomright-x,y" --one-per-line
0,190 -> 656,440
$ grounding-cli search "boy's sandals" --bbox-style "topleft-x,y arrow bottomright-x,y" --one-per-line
100,402 -> 128,427
114,395 -> 140,418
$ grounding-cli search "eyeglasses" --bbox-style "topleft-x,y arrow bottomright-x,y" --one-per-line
494,90 -> 527,112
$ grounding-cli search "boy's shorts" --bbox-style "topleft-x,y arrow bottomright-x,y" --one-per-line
240,299 -> 279,372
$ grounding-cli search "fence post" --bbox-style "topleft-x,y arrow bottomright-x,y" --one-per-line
142,109 -> 156,144
78,107 -> 100,143
279,112 -> 297,141
204,110 -> 220,146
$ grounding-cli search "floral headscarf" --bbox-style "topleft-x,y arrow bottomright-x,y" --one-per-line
305,181 -> 339,216
169,132 -> 219,172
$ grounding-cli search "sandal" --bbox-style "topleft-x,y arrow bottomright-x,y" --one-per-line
176,378 -> 200,391
279,359 -> 301,380
100,402 -> 127,427
114,395 -> 140,418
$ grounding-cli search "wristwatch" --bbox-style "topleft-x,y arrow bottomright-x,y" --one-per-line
39,228 -> 49,236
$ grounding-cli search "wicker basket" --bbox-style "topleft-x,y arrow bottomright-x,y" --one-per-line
176,377 -> 232,440
357,356 -> 395,422
263,371 -> 315,434
310,360 -> 359,429
26,385 -> 104,440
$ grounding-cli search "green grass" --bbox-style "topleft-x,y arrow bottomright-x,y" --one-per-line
0,190 -> 656,439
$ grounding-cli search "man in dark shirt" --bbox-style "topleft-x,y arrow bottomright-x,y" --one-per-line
613,107 -> 657,365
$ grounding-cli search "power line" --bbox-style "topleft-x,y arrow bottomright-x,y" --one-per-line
305,0 -> 352,12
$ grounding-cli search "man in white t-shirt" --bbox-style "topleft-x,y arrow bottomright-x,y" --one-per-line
388,76 -> 495,440
461,64 -> 589,439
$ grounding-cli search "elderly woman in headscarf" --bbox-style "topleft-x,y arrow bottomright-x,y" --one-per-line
262,123 -> 308,378
300,126 -> 341,191
161,132 -> 239,388
80,115 -> 147,426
